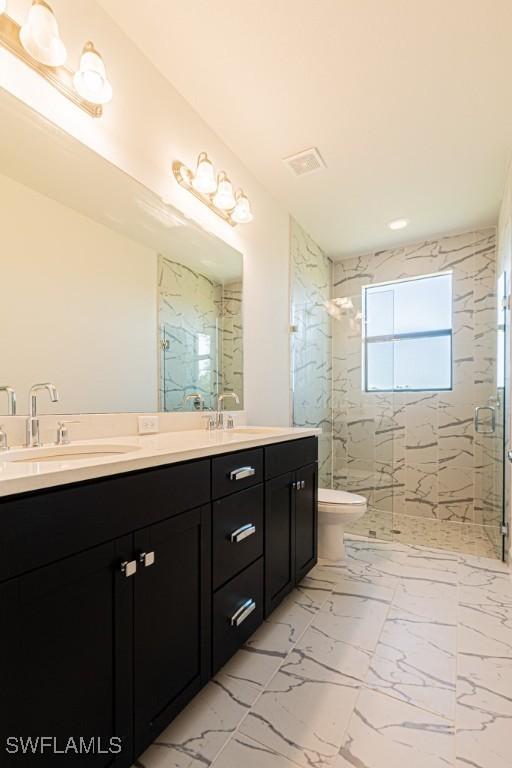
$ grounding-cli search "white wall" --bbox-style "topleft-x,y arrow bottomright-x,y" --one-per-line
0,172 -> 158,414
0,0 -> 291,426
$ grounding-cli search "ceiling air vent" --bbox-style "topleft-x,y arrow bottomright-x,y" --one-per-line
283,147 -> 326,177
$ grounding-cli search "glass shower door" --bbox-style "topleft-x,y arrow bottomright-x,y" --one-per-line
331,288 -> 396,541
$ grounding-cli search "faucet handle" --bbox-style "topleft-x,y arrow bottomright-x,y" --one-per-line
202,414 -> 216,432
227,415 -> 234,430
56,420 -> 80,446
0,425 -> 8,452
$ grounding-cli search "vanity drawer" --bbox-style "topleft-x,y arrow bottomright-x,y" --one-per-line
213,557 -> 264,673
213,485 -> 264,590
212,448 -> 263,499
265,437 -> 318,479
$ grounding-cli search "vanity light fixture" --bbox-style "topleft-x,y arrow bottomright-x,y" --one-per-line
0,2 -> 111,117
73,41 -> 112,105
213,171 -> 236,211
191,152 -> 217,194
19,0 -> 67,67
173,154 -> 253,226
231,190 -> 253,224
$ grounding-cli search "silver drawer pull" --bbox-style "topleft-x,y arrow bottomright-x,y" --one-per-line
121,560 -> 137,578
139,551 -> 156,568
230,598 -> 256,627
230,523 -> 256,543
230,466 -> 256,481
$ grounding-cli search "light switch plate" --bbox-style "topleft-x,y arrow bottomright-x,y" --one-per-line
138,415 -> 160,434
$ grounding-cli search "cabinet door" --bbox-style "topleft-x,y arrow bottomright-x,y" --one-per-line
264,471 -> 295,615
294,463 -> 318,582
0,537 -> 133,768
133,505 -> 211,757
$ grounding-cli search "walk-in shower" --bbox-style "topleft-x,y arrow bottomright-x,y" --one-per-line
291,219 -> 507,560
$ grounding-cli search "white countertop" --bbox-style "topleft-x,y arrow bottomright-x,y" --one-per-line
0,426 -> 320,498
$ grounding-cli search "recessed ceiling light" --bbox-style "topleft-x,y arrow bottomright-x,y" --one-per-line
388,218 -> 410,231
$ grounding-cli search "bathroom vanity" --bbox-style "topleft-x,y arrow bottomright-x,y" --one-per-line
0,429 -> 318,767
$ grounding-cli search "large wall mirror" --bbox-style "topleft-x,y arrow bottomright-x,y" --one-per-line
0,90 -> 243,415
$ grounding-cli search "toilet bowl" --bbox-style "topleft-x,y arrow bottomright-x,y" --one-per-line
318,488 -> 367,561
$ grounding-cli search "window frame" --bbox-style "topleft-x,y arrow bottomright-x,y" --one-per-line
362,271 -> 453,393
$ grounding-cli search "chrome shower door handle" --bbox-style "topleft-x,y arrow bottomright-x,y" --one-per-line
474,405 -> 496,434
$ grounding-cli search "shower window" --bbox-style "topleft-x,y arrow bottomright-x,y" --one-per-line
363,272 -> 453,392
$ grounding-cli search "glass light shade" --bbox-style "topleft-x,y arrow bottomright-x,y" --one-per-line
192,152 -> 217,194
231,190 -> 253,223
73,42 -> 112,105
213,173 -> 236,210
19,1 -> 67,67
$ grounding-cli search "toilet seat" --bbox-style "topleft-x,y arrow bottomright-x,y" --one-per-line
318,488 -> 366,507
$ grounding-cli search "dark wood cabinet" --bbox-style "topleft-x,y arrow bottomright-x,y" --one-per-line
265,471 -> 295,614
0,436 -> 318,768
213,557 -> 264,673
294,463 -> 318,582
133,506 -> 211,757
264,441 -> 318,616
0,536 -> 133,767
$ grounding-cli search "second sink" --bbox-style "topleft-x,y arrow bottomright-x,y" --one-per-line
2,444 -> 141,464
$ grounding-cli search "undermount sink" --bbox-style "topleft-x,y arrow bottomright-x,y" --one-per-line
2,444 -> 141,464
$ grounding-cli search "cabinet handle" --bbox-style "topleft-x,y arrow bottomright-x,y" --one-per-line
139,551 -> 156,568
230,466 -> 256,481
230,523 -> 256,543
120,560 -> 137,578
230,598 -> 256,627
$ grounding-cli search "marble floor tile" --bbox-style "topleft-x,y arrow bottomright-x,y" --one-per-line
367,592 -> 457,719
229,620 -> 296,690
458,601 -> 512,658
239,642 -> 361,768
138,535 -> 511,768
213,734 -> 304,768
333,688 -> 454,768
317,579 -> 393,654
136,675 -> 259,768
264,581 -> 333,647
456,653 -> 512,768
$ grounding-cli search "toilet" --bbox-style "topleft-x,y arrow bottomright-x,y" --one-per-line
318,488 -> 368,561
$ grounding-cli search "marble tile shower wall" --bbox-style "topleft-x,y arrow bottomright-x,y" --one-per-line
219,281 -> 243,407
290,218 -> 333,486
159,257 -> 220,411
332,228 -> 502,555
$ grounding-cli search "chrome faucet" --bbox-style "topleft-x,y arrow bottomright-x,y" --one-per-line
216,392 -> 240,429
182,392 -> 205,411
26,383 -> 60,447
0,386 -> 17,416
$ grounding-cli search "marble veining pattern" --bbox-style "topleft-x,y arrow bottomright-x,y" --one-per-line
331,228 -> 503,558
158,258 -> 243,412
133,537 -> 512,768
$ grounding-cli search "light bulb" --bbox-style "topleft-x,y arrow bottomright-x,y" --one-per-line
192,152 -> 217,195
388,218 -> 409,231
73,42 -> 112,105
213,172 -> 236,211
19,0 -> 67,67
231,190 -> 253,224
0,0 -> 6,16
